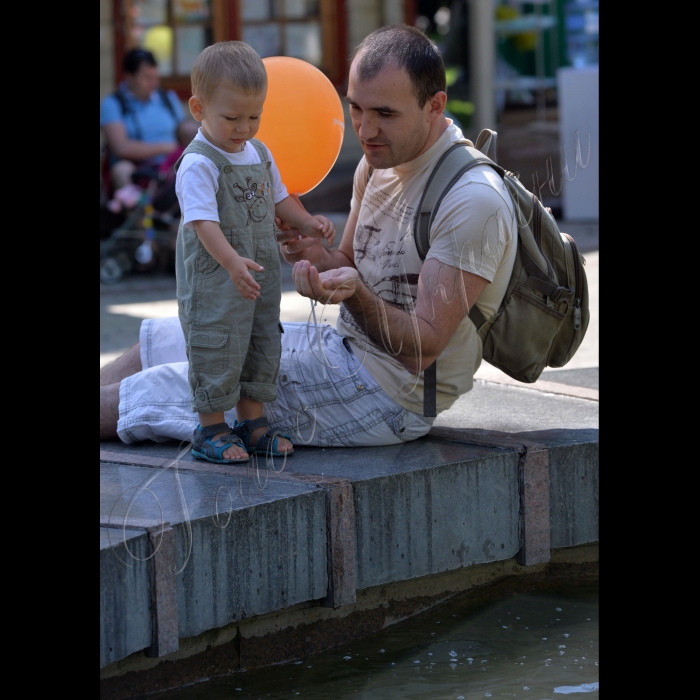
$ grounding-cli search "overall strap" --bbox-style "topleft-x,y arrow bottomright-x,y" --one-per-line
174,139 -> 231,172
158,87 -> 178,122
248,138 -> 269,162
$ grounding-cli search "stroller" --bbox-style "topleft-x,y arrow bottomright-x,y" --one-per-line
100,151 -> 182,284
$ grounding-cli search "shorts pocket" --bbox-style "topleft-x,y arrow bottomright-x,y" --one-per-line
391,409 -> 433,442
188,326 -> 229,374
320,408 -> 387,447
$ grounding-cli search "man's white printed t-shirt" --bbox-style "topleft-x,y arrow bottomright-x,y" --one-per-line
336,121 -> 518,415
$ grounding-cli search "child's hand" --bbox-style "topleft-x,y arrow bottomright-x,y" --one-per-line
299,215 -> 336,246
227,255 -> 263,300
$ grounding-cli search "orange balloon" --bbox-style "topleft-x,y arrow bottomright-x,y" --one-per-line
257,57 -> 345,196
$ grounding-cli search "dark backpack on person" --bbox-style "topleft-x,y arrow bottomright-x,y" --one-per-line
411,129 -> 590,416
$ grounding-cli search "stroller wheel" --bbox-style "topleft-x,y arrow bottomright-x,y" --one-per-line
100,256 -> 125,284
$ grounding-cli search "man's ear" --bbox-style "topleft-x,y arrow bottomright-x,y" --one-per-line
426,91 -> 448,122
189,95 -> 204,122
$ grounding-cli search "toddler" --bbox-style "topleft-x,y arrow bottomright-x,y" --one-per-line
174,41 -> 335,464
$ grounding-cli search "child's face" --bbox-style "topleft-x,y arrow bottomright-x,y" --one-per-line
189,85 -> 266,153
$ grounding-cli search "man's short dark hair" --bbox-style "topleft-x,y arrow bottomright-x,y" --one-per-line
351,25 -> 446,107
123,48 -> 158,75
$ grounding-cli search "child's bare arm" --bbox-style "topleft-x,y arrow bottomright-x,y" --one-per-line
192,220 -> 262,300
275,196 -> 336,246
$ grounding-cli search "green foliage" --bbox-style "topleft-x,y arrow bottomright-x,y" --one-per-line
445,98 -> 474,128
445,66 -> 461,88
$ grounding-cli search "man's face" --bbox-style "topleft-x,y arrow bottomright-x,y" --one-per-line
127,64 -> 160,101
346,58 -> 433,169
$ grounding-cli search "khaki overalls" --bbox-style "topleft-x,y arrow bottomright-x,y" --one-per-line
175,138 -> 282,414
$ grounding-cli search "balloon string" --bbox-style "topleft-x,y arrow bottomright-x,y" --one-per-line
310,299 -> 328,381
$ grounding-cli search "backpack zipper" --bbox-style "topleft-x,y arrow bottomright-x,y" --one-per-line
562,233 -> 583,329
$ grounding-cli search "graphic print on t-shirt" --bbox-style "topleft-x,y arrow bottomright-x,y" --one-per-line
343,176 -> 425,352
354,223 -> 382,262
233,177 -> 269,224
339,265 -> 420,356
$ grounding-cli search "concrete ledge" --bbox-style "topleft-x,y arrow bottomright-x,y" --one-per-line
100,425 -> 598,692
100,460 -> 328,666
100,528 -> 152,668
352,450 -> 520,588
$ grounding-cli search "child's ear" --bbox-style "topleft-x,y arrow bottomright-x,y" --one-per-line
189,96 -> 204,122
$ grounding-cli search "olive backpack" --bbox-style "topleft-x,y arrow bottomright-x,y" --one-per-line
370,128 -> 590,417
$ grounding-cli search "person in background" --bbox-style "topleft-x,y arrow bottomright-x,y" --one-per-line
100,48 -> 187,192
106,119 -> 200,215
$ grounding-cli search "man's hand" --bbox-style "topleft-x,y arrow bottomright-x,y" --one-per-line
300,215 -> 336,246
276,226 -> 321,262
275,194 -> 323,262
292,260 -> 359,304
277,207 -> 356,273
274,194 -> 334,242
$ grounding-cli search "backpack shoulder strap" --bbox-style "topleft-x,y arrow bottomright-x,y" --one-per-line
413,141 -> 504,260
112,88 -> 143,141
474,128 -> 497,161
414,134 -> 498,419
113,88 -> 131,117
158,87 -> 179,122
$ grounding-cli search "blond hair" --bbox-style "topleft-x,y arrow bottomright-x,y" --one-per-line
190,41 -> 267,102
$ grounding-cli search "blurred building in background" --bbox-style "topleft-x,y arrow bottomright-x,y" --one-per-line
100,1 -> 598,101
100,0 -> 412,101
100,0 -> 599,220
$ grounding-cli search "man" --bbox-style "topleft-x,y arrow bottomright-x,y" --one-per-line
100,48 -> 187,191
100,25 -> 517,456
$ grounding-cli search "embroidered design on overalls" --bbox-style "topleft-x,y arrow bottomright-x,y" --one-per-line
233,177 -> 269,224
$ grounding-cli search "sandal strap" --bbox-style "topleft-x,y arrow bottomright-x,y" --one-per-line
216,433 -> 245,448
235,416 -> 270,436
252,428 -> 294,456
192,424 -> 249,464
197,423 -> 232,439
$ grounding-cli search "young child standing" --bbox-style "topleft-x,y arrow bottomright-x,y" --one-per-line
174,41 -> 335,464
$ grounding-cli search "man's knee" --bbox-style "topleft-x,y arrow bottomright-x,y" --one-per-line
100,343 -> 142,386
